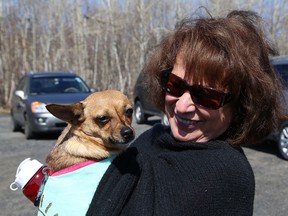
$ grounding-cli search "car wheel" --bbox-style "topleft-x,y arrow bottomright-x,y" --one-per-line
161,113 -> 169,126
134,101 -> 147,124
24,115 -> 34,139
278,122 -> 288,160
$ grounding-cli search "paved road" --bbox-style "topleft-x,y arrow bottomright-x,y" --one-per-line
0,113 -> 287,216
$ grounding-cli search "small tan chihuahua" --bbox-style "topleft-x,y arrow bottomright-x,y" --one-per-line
45,90 -> 135,172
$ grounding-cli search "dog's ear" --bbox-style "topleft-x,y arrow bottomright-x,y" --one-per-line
46,102 -> 85,124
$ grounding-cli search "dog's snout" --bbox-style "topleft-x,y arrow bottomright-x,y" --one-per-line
121,126 -> 134,141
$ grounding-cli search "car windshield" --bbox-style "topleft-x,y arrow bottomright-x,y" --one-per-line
274,64 -> 288,85
29,77 -> 90,95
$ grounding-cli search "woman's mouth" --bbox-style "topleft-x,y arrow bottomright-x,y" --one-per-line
174,114 -> 200,127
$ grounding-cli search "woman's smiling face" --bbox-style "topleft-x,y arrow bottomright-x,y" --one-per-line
165,56 -> 233,142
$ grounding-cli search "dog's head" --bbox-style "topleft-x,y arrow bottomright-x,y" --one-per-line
46,90 -> 135,150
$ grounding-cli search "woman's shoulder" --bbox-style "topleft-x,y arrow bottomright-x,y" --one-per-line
130,123 -> 169,148
126,125 -> 253,173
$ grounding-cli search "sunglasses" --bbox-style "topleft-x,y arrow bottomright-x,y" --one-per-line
161,69 -> 232,110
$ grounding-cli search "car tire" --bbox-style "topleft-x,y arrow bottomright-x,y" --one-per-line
134,101 -> 147,124
278,122 -> 288,160
24,115 -> 34,140
11,113 -> 21,132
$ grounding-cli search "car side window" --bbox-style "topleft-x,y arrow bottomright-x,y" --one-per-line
273,64 -> 288,86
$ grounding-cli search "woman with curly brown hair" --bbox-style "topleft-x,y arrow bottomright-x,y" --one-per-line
87,10 -> 286,216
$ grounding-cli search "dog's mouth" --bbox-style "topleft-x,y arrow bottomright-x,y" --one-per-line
108,137 -> 133,145
108,126 -> 135,145
108,135 -> 135,145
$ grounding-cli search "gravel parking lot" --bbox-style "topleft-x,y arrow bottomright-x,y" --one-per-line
0,113 -> 287,216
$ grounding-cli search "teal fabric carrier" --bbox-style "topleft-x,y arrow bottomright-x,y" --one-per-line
37,157 -> 114,216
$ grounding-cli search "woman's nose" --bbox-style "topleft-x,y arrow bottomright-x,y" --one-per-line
175,91 -> 196,113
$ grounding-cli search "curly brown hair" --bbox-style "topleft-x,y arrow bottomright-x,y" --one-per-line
142,10 -> 287,145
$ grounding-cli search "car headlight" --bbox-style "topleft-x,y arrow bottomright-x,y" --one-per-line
31,101 -> 47,113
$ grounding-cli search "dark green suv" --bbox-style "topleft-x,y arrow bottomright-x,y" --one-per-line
133,72 -> 169,126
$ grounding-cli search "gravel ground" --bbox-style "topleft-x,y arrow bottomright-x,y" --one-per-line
0,113 -> 287,216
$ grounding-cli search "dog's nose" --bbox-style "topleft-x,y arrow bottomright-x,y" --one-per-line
120,126 -> 134,141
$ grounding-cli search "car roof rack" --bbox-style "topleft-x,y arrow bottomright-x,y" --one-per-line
26,70 -> 75,75
270,55 -> 288,62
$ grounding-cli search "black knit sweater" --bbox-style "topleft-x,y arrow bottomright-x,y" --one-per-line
86,124 -> 255,216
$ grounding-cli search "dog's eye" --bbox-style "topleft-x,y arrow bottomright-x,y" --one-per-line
96,116 -> 110,124
125,108 -> 133,117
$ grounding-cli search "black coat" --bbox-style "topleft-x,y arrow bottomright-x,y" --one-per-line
87,124 -> 255,216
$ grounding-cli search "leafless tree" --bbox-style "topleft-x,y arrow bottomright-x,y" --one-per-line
0,0 -> 287,108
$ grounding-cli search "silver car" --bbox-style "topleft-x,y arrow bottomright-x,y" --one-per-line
10,71 -> 94,139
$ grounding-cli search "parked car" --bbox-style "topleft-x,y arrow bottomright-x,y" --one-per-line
10,71 -> 94,139
270,56 -> 288,160
133,72 -> 169,125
